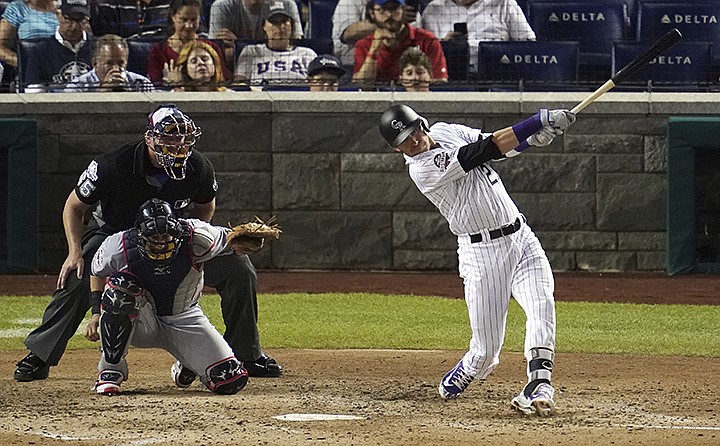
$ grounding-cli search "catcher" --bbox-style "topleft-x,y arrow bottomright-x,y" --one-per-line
85,198 -> 281,395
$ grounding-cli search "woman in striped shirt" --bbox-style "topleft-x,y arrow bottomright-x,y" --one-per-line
0,0 -> 59,69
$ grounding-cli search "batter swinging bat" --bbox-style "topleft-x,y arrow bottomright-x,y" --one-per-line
570,28 -> 683,114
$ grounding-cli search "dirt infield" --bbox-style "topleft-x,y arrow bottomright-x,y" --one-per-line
0,272 -> 719,445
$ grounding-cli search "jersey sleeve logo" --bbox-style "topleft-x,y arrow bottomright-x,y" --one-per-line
433,152 -> 451,172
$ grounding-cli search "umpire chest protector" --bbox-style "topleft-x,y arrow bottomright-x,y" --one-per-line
122,226 -> 195,316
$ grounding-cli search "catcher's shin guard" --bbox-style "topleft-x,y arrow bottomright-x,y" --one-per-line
205,357 -> 248,395
100,273 -> 141,364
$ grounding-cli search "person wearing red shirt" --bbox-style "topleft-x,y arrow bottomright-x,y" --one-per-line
353,0 -> 447,86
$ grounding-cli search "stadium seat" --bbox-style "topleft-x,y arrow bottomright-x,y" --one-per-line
440,39 -> 470,81
526,0 -> 638,40
126,38 -> 162,77
612,41 -> 713,91
294,38 -> 334,56
638,1 -> 720,63
527,1 -> 629,66
477,41 -> 580,90
16,39 -> 45,92
307,0 -> 340,39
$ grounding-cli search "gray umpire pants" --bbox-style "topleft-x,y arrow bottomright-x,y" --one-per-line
24,231 -> 262,366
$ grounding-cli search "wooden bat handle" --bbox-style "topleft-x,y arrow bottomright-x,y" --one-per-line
570,79 -> 616,114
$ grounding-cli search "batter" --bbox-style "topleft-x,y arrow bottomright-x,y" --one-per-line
378,104 -> 575,416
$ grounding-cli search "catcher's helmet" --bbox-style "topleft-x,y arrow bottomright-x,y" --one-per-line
378,104 -> 429,148
135,198 -> 184,263
146,104 -> 202,180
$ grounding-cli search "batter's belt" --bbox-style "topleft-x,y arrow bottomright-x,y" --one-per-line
469,217 -> 522,243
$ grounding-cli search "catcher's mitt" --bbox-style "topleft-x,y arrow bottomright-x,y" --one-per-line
226,216 -> 282,255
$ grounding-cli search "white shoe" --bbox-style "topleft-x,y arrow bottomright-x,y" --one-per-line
171,361 -> 197,388
94,370 -> 125,396
510,383 -> 556,416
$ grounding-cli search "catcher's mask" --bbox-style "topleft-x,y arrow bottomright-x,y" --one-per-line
146,105 -> 202,180
378,104 -> 429,148
135,198 -> 183,263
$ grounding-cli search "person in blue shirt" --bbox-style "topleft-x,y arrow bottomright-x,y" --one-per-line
0,0 -> 59,71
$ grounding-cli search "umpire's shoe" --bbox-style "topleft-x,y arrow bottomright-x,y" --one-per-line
13,352 -> 50,382
243,353 -> 283,377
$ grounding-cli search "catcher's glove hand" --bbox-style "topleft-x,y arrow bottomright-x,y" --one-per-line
226,216 -> 282,255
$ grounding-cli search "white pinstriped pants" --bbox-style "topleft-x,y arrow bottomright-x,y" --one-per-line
456,222 -> 556,381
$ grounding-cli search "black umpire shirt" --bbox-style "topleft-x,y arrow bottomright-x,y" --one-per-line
74,141 -> 217,234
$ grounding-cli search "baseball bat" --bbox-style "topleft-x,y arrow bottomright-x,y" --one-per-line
570,28 -> 683,114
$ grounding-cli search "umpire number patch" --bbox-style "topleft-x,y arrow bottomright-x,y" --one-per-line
78,179 -> 96,198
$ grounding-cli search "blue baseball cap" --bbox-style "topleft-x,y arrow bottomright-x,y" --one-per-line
374,0 -> 404,6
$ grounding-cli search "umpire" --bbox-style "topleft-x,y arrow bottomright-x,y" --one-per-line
14,105 -> 282,381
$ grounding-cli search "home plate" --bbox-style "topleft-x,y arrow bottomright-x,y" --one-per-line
272,414 -> 365,421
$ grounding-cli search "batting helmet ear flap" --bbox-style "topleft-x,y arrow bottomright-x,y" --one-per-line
378,104 -> 429,148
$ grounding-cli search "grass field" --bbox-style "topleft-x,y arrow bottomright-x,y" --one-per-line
1,293 -> 718,357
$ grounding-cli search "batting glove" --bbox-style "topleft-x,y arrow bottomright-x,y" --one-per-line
528,125 -> 561,147
539,108 -> 576,131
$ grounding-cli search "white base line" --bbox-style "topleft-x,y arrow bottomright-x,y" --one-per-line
620,424 -> 720,431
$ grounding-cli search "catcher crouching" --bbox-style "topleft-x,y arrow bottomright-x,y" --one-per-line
85,198 -> 281,395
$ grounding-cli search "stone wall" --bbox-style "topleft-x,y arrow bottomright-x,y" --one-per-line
1,91 -> 715,273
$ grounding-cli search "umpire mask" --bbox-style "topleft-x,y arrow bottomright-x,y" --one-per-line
146,105 -> 202,180
135,199 -> 184,263
378,104 -> 429,148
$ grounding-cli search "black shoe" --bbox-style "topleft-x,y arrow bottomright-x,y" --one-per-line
14,352 -> 50,382
243,353 -> 283,378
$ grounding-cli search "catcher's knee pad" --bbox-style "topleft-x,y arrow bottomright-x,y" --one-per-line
205,357 -> 248,395
100,272 -> 143,364
528,347 -> 554,382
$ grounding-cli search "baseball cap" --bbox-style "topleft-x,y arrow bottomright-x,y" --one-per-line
374,0 -> 405,6
307,55 -> 346,78
60,0 -> 91,19
262,0 -> 293,21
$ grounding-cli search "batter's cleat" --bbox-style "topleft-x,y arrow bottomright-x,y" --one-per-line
511,383 -> 556,417
243,353 -> 283,378
171,361 -> 197,388
13,352 -> 50,382
438,359 -> 474,400
94,370 -> 125,396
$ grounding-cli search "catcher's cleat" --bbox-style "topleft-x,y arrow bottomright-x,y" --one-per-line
13,352 -> 50,382
171,361 -> 198,388
94,370 -> 126,396
243,353 -> 283,378
438,359 -> 474,400
511,383 -> 556,417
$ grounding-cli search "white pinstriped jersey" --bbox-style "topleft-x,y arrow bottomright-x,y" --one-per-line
91,219 -> 233,314
404,122 -> 520,235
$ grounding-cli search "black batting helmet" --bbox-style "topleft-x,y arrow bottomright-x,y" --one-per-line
378,104 -> 429,148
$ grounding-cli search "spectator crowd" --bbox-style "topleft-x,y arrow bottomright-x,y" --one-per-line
1,0 -> 716,92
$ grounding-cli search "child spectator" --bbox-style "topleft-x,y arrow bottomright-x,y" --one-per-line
399,46 -> 431,92
307,54 -> 346,92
